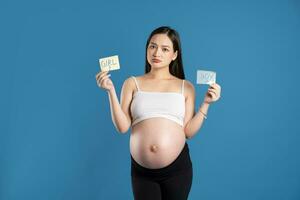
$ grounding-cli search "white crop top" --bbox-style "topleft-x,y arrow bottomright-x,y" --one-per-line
130,76 -> 185,127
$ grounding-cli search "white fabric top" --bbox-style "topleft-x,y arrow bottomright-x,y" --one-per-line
130,76 -> 185,127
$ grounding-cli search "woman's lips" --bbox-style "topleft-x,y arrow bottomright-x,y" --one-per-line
152,59 -> 162,63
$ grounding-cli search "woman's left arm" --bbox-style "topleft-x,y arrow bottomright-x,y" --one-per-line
184,82 -> 221,139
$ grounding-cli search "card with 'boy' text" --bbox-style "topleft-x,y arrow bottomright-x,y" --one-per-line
197,70 -> 216,84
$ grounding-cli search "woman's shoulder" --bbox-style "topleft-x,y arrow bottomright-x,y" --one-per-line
128,74 -> 142,80
124,75 -> 142,81
183,79 -> 195,95
183,79 -> 193,86
123,76 -> 137,88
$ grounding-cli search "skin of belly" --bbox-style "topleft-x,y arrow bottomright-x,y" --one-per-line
130,117 -> 186,169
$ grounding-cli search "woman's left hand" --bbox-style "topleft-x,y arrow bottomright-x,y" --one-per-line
203,83 -> 222,104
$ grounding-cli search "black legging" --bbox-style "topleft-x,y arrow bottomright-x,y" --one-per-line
131,142 -> 193,200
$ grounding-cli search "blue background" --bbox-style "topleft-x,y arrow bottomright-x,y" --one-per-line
1,0 -> 300,199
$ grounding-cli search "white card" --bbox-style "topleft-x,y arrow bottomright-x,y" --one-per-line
99,55 -> 120,72
197,70 -> 216,84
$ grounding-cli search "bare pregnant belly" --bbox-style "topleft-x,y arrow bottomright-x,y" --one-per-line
130,118 -> 186,169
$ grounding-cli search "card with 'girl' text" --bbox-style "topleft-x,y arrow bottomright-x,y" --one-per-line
99,55 -> 120,72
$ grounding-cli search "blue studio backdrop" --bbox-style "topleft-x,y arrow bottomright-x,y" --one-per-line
1,0 -> 300,199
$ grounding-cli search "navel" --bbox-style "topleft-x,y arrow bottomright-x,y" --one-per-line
150,145 -> 158,153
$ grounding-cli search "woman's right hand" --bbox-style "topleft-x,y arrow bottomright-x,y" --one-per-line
95,70 -> 115,92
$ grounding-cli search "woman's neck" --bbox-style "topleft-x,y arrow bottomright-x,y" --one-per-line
147,67 -> 174,80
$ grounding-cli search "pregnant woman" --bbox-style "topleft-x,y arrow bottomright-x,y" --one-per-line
95,26 -> 221,200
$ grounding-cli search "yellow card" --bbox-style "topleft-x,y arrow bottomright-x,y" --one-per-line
99,55 -> 120,72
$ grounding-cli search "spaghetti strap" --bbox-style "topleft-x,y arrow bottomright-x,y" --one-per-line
181,80 -> 185,94
131,76 -> 140,91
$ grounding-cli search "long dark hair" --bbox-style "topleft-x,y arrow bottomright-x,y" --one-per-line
145,26 -> 185,79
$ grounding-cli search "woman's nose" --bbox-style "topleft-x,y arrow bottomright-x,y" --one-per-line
153,48 -> 161,57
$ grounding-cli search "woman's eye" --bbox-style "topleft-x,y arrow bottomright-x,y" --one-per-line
149,45 -> 155,49
163,48 -> 169,52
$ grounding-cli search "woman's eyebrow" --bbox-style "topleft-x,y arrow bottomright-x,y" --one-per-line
150,42 -> 170,48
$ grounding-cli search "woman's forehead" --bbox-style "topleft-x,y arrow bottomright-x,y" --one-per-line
150,34 -> 173,47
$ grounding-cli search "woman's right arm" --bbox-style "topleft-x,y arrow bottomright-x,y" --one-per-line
107,79 -> 133,133
96,71 -> 132,134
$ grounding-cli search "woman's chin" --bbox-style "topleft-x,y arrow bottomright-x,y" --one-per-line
150,63 -> 167,68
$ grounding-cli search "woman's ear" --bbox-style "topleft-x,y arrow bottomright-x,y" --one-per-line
172,50 -> 178,61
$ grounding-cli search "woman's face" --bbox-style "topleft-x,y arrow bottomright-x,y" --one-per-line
147,34 -> 178,69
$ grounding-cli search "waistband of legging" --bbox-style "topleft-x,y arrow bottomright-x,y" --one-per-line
131,142 -> 192,177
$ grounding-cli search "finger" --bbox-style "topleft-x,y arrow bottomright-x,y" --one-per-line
101,76 -> 111,87
209,84 -> 216,89
208,89 -> 217,97
96,71 -> 106,78
98,73 -> 110,85
209,87 -> 221,95
99,74 -> 111,86
208,89 -> 217,94
99,75 -> 108,86
209,84 -> 218,90
210,83 -> 221,90
208,92 -> 216,99
96,71 -> 109,80
97,72 -> 110,82
96,72 -> 103,80
99,70 -> 109,78
209,89 -> 221,99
